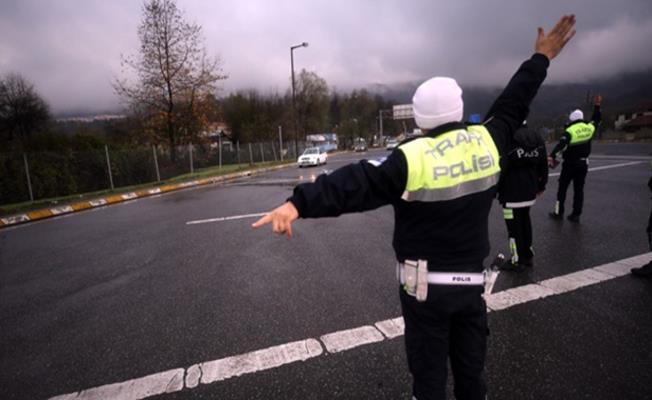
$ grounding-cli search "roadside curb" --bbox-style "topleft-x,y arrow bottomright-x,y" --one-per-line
0,163 -> 294,229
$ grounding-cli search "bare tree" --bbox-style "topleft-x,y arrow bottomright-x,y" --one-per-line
0,73 -> 50,145
295,69 -> 329,138
114,0 -> 227,160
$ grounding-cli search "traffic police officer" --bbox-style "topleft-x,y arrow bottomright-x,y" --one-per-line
631,171 -> 652,277
548,96 -> 602,222
253,15 -> 577,400
497,122 -> 548,271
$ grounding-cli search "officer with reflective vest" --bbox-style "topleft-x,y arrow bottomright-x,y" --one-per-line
548,96 -> 602,222
496,122 -> 548,271
253,15 -> 577,400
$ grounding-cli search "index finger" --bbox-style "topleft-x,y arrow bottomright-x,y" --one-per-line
251,213 -> 272,228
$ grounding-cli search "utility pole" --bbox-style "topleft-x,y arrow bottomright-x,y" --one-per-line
290,42 -> 309,158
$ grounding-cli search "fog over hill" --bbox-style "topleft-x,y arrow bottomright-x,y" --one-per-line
365,68 -> 652,124
56,68 -> 651,128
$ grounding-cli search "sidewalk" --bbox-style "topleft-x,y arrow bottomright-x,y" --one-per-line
0,162 -> 293,229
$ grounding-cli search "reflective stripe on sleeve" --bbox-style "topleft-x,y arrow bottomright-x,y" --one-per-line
505,199 -> 536,208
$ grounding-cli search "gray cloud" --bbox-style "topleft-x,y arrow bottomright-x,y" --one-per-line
1,0 -> 651,114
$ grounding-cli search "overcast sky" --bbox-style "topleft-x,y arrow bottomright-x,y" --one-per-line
1,0 -> 651,114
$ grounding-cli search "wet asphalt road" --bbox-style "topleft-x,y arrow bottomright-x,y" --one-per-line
1,143 -> 652,400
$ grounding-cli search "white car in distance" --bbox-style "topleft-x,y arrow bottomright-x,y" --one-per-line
386,138 -> 399,150
297,147 -> 327,168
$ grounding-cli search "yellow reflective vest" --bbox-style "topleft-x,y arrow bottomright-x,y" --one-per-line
566,122 -> 595,145
399,125 -> 501,202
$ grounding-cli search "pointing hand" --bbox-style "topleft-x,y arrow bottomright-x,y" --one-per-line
252,202 -> 299,238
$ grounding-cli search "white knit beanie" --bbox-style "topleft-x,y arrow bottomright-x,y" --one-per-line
569,109 -> 584,121
412,77 -> 464,129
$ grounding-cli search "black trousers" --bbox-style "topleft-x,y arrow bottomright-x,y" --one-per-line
647,204 -> 652,250
502,206 -> 533,263
400,285 -> 487,400
556,160 -> 588,216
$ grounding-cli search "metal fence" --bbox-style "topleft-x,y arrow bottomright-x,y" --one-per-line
0,140 -> 308,206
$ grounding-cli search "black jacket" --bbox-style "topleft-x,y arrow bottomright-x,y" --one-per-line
550,105 -> 602,162
288,54 -> 550,271
497,127 -> 548,206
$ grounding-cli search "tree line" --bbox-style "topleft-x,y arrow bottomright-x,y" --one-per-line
0,0 -> 408,206
1,0 -> 407,157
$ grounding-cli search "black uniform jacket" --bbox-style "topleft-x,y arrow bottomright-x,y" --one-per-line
550,105 -> 602,162
288,54 -> 550,272
497,127 -> 548,207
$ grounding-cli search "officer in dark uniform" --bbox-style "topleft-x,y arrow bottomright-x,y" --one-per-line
497,122 -> 548,271
253,15 -> 577,400
548,96 -> 602,222
631,172 -> 652,277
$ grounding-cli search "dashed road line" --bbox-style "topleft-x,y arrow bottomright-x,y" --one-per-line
549,161 -> 642,177
192,339 -> 323,387
49,368 -> 185,400
320,326 -> 385,353
48,252 -> 651,400
183,159 -> 641,226
186,213 -> 267,225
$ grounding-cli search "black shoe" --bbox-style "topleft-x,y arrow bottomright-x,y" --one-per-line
519,258 -> 534,267
549,212 -> 563,220
499,259 -> 527,272
631,261 -> 652,277
567,214 -> 580,223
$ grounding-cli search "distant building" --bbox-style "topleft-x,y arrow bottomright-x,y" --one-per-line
306,133 -> 338,152
615,102 -> 652,131
201,122 -> 233,149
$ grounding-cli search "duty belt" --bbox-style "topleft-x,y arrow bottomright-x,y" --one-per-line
397,260 -> 485,302
397,263 -> 485,285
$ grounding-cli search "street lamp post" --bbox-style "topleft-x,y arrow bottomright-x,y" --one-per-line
291,41 -> 308,158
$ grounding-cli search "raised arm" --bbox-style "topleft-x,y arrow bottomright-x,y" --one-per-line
535,15 -> 577,60
252,152 -> 407,237
591,94 -> 602,125
485,15 -> 576,154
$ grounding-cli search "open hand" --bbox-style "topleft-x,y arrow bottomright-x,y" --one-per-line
535,15 -> 576,60
251,201 -> 299,238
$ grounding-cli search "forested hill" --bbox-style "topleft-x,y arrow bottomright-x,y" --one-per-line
369,68 -> 652,125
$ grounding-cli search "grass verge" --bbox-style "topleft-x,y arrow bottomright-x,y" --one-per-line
0,160 -> 294,217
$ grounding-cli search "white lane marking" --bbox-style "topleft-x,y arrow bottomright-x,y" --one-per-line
186,212 -> 267,225
375,317 -> 405,339
196,339 -> 323,386
320,326 -> 385,353
590,155 -> 651,161
185,162 -> 642,225
49,252 -> 651,400
485,283 -> 557,311
549,161 -> 641,176
49,368 -> 185,400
